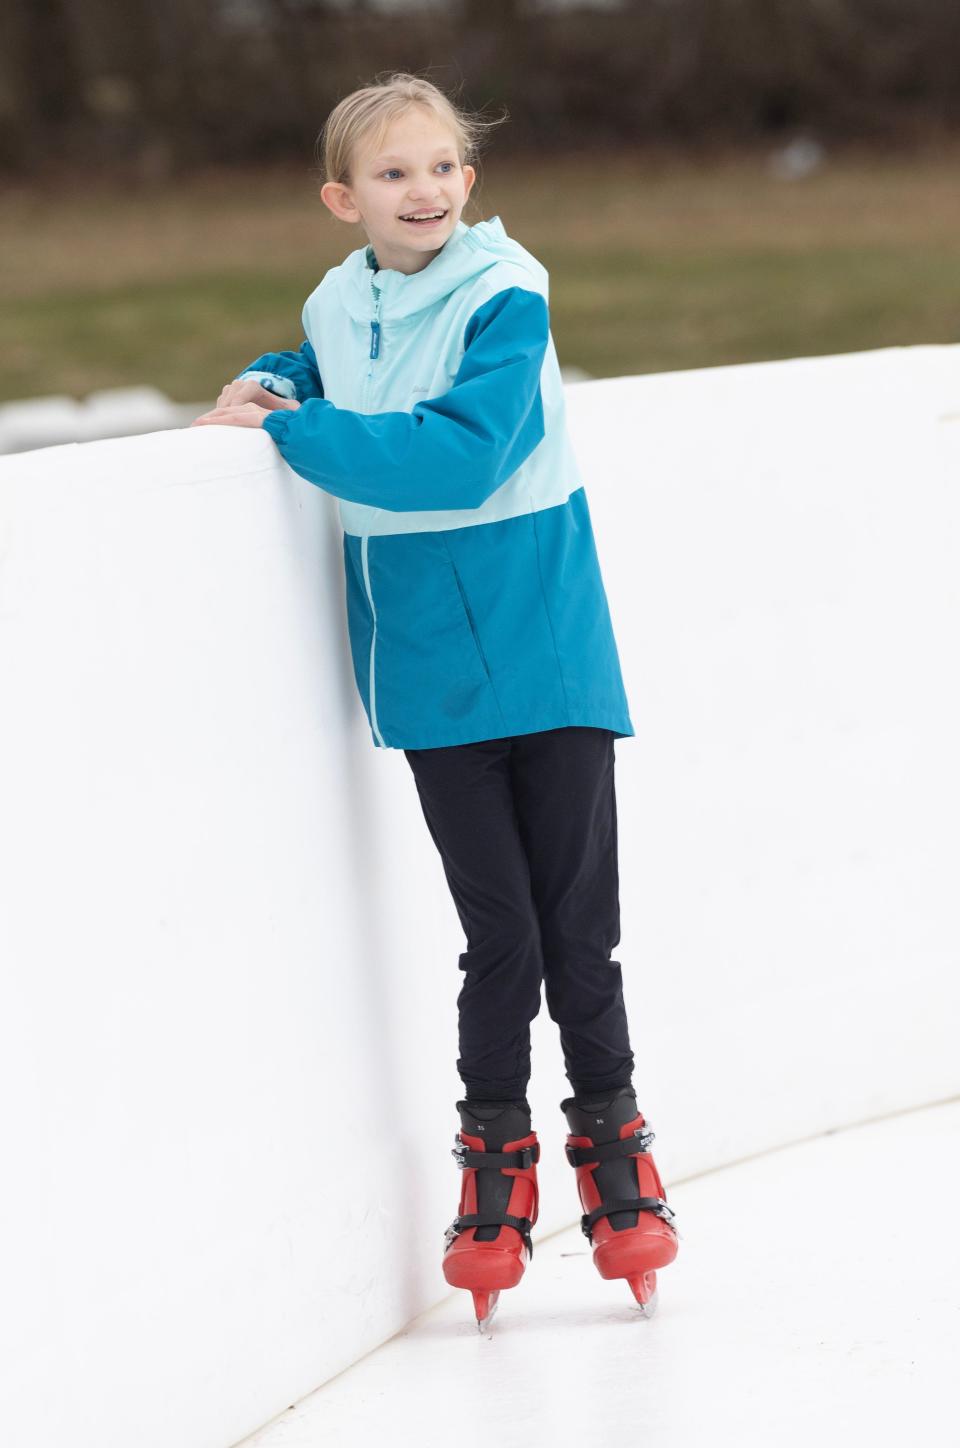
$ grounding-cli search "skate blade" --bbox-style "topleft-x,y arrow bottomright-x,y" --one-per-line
628,1270 -> 659,1318
472,1288 -> 500,1332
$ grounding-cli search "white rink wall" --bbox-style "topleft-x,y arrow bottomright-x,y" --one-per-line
1,344 -> 958,1448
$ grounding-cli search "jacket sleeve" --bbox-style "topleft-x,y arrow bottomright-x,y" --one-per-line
235,338 -> 324,402
259,286 -> 549,512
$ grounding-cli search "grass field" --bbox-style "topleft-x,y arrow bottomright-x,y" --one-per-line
2,144 -> 959,404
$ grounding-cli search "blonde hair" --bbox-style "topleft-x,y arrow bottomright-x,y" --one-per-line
316,71 -> 507,193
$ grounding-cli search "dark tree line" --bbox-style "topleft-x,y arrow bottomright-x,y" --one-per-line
2,0 -> 959,182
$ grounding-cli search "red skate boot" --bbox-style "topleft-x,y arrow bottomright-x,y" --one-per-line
443,1098 -> 540,1332
561,1086 -> 679,1318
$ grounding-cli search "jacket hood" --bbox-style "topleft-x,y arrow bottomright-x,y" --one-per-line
333,215 -> 549,323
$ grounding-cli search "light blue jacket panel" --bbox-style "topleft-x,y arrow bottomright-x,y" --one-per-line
257,286 -> 549,512
239,216 -> 634,751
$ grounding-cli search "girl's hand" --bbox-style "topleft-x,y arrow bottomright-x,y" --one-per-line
190,397 -> 301,429
215,378 -> 295,409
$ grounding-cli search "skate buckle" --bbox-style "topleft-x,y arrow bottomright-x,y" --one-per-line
635,1125 -> 656,1151
451,1141 -> 468,1168
653,1200 -> 682,1239
443,1217 -> 462,1248
656,1201 -> 678,1228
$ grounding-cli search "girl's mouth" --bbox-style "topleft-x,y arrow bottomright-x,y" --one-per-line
399,209 -> 448,228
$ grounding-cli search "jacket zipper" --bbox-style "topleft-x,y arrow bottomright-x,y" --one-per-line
368,278 -> 382,376
362,274 -> 386,745
369,300 -> 382,363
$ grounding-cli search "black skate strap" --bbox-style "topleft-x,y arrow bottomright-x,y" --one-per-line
580,1196 -> 676,1240
565,1134 -> 651,1167
452,1141 -> 540,1170
446,1212 -> 536,1260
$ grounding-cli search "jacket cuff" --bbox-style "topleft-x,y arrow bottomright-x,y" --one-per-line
236,370 -> 298,401
261,409 -> 292,443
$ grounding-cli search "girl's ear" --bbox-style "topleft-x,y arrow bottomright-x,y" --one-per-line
320,181 -> 361,223
462,165 -> 477,205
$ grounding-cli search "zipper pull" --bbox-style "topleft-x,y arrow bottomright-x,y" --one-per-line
369,320 -> 381,360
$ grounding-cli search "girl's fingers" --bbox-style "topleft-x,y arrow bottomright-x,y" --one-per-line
189,403 -> 266,427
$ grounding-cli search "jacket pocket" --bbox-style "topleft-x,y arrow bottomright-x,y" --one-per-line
443,542 -> 492,682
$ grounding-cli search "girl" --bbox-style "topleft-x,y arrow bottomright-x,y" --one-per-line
192,72 -> 679,1331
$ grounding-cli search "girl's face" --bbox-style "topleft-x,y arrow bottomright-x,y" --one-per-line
321,107 -> 476,275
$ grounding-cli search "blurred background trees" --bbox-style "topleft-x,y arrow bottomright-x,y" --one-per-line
2,0 -> 959,183
2,0 -> 958,417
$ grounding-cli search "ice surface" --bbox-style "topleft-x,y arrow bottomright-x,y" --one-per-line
239,1098 -> 960,1448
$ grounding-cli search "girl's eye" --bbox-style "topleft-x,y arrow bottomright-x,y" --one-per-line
382,162 -> 456,179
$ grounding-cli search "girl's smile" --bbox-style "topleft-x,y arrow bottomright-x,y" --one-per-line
398,209 -> 449,228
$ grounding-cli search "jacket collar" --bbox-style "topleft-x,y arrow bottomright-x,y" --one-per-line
335,215 -> 547,323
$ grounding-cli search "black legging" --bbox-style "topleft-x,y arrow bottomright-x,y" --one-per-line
403,726 -> 635,1102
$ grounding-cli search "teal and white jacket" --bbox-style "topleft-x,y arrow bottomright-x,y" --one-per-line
239,215 -> 635,751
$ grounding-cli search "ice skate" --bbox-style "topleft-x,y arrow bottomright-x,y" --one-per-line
561,1086 -> 679,1318
443,1098 -> 540,1332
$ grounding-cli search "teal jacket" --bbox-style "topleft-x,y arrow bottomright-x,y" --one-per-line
239,215 -> 635,750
